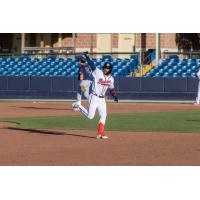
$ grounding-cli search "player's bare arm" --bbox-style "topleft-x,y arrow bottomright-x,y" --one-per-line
79,73 -> 84,80
110,88 -> 118,102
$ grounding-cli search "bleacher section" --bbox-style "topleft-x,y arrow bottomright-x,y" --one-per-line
0,54 -> 138,77
146,58 -> 200,77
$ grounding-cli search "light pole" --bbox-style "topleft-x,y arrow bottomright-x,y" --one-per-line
21,33 -> 25,54
156,33 -> 160,64
72,33 -> 76,53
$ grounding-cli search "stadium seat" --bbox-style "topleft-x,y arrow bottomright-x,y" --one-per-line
163,72 -> 169,77
0,55 -> 139,77
172,65 -> 178,71
173,72 -> 178,77
191,72 -> 196,77
182,72 -> 187,77
146,57 -> 200,77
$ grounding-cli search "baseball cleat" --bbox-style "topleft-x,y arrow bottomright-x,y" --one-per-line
76,101 -> 81,106
96,135 -> 108,139
193,102 -> 200,106
72,102 -> 80,111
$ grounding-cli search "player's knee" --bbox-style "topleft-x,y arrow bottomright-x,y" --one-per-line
88,115 -> 94,120
84,92 -> 89,99
87,113 -> 95,120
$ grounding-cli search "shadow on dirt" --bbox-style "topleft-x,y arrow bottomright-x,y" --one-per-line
7,127 -> 96,139
17,106 -> 70,111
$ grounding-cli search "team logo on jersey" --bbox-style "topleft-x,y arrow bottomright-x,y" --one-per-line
98,78 -> 111,86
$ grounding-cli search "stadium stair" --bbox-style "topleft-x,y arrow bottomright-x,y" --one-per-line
135,64 -> 154,77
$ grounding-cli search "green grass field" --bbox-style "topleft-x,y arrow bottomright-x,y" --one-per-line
1,110 -> 200,133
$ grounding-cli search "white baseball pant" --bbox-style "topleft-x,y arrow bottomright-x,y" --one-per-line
78,93 -> 107,125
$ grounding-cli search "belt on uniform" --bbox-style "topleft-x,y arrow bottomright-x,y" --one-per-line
92,92 -> 105,98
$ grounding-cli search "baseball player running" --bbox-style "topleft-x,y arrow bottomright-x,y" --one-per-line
72,55 -> 91,107
72,52 -> 118,139
194,67 -> 200,105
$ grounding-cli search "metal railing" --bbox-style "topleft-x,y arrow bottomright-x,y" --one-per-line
22,47 -> 75,54
0,51 -> 139,59
162,51 -> 200,59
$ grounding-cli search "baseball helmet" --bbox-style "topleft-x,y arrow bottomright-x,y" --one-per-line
103,62 -> 113,75
76,55 -> 86,63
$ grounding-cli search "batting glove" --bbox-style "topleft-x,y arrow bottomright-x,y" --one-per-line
114,96 -> 118,103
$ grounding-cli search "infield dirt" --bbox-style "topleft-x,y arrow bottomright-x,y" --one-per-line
1,101 -> 200,165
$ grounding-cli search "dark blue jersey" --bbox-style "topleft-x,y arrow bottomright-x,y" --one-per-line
78,64 -> 91,80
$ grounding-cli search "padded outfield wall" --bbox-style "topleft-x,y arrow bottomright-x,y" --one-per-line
0,77 -> 198,100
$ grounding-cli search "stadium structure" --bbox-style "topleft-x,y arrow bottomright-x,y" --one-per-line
0,33 -> 200,100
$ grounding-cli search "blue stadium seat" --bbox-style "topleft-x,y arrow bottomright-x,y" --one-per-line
70,65 -> 76,70
15,68 -> 21,73
159,69 -> 164,74
191,72 -> 196,77
113,72 -> 118,77
163,72 -> 169,77
154,73 -> 160,77
188,58 -> 197,63
168,63 -> 175,68
0,68 -> 4,74
168,69 -> 173,74
61,71 -> 67,76
181,65 -> 187,71
0,55 -> 139,77
27,71 -> 33,76
172,65 -> 178,71
181,72 -> 187,77
173,72 -> 178,77
177,62 -> 184,68
191,65 -> 196,71
186,69 -> 192,74
1,61 -> 6,66
163,65 -> 169,71
69,71 -> 75,76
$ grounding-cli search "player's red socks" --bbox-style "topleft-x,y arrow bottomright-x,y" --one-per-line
98,122 -> 104,136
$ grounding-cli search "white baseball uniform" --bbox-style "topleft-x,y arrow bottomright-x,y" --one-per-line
195,69 -> 200,104
78,67 -> 114,125
72,54 -> 118,138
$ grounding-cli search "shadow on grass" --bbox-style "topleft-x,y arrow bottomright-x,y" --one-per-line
7,127 -> 96,139
187,120 -> 200,122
